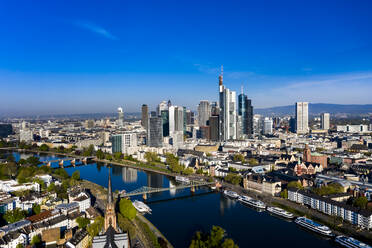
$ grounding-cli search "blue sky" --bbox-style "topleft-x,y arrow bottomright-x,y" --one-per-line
1,0 -> 372,116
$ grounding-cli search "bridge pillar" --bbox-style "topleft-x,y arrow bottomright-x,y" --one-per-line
47,162 -> 51,167
71,159 -> 76,165
82,158 -> 87,164
142,193 -> 147,200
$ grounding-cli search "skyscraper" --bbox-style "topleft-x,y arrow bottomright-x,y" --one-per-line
219,67 -> 237,140
117,107 -> 124,127
238,88 -> 253,138
141,104 -> 148,130
198,100 -> 211,127
160,110 -> 169,137
321,113 -> 330,130
263,117 -> 273,135
295,102 -> 309,134
157,101 -> 168,116
148,114 -> 163,147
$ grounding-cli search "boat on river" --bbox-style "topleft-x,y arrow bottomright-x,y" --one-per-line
335,235 -> 371,248
132,200 -> 152,214
223,190 -> 239,199
266,206 -> 294,219
238,195 -> 266,209
294,217 -> 333,237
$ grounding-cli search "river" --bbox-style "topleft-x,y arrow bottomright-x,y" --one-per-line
10,152 -> 337,248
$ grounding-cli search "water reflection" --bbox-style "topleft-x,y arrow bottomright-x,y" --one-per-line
219,195 -> 237,216
122,167 -> 137,183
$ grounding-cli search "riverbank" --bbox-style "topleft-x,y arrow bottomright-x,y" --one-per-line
80,178 -> 174,248
224,183 -> 372,244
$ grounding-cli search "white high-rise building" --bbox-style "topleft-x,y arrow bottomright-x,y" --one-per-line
168,106 -> 184,146
197,100 -> 211,127
157,101 -> 168,116
263,117 -> 273,135
295,102 -> 309,134
321,113 -> 330,130
117,107 -> 124,127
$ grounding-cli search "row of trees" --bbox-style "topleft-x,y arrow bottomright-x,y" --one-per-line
189,226 -> 238,248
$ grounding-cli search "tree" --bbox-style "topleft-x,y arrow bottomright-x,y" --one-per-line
16,244 -> 24,248
247,158 -> 258,165
114,152 -> 123,161
117,213 -> 136,238
145,152 -> 160,163
32,204 -> 41,215
183,167 -> 194,175
47,183 -> 56,192
18,159 -> 27,165
96,149 -> 105,159
76,217 -> 90,229
224,173 -> 242,185
54,168 -> 69,179
83,144 -> 95,156
31,235 -> 41,246
57,145 -> 65,153
72,171 -> 80,181
287,181 -> 303,189
39,144 -> 49,152
232,154 -> 245,163
353,196 -> 368,209
105,154 -> 113,161
3,208 -> 26,223
87,216 -> 104,237
280,189 -> 288,199
119,198 -> 137,221
26,156 -> 40,166
189,226 -> 238,248
6,154 -> 15,162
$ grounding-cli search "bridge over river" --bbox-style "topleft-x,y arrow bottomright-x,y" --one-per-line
121,180 -> 218,200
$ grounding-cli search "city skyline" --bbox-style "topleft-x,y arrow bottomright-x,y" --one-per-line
1,0 -> 372,116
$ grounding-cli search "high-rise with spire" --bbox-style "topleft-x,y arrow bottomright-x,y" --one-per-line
218,66 -> 237,140
104,167 -> 117,231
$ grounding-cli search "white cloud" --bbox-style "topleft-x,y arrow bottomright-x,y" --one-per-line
74,21 -> 118,40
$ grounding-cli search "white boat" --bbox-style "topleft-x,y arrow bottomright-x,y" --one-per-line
238,195 -> 266,209
266,206 -> 294,219
294,217 -> 333,237
132,200 -> 152,214
175,176 -> 190,184
335,235 -> 371,248
223,190 -> 239,199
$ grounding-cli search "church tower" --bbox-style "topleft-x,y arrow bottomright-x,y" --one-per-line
104,167 -> 117,231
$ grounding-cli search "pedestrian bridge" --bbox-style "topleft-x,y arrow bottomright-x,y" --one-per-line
120,180 -> 217,199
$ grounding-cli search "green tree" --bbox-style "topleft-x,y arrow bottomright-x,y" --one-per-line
145,152 -> 160,163
76,217 -> 90,229
353,196 -> 368,209
247,158 -> 258,165
47,183 -> 56,192
3,208 -> 26,223
232,154 -> 245,163
189,226 -> 238,248
96,149 -> 105,159
57,145 -> 65,153
31,235 -> 41,245
105,154 -> 113,161
18,159 -> 27,165
26,156 -> 40,166
7,154 -> 15,162
280,189 -> 288,199
119,198 -> 137,221
114,152 -> 123,161
117,213 -> 136,238
39,144 -> 49,152
224,173 -> 242,185
183,167 -> 194,175
87,216 -> 104,237
16,244 -> 24,248
83,144 -> 95,156
54,168 -> 69,179
287,181 -> 303,189
32,204 -> 41,215
71,170 -> 80,181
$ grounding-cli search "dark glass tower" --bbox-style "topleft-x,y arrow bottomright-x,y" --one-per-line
160,110 -> 169,137
238,93 -> 253,137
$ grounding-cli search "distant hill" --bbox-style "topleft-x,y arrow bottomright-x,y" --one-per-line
255,103 -> 372,117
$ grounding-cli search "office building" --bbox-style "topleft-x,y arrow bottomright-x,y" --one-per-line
141,104 -> 148,130
111,132 -> 137,154
160,110 -> 169,137
295,102 -> 309,134
238,89 -> 253,138
209,115 -> 220,141
169,106 -> 184,133
186,110 -> 194,125
321,113 -> 330,130
263,117 -> 273,135
148,115 -> 163,147
219,67 -> 237,140
157,101 -> 168,116
19,130 -> 33,142
117,107 -> 124,127
198,100 -> 211,127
